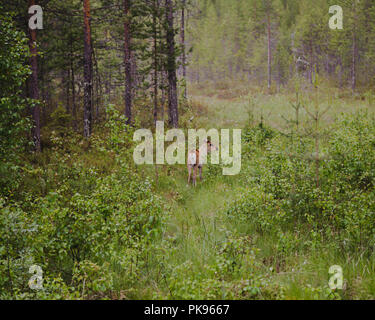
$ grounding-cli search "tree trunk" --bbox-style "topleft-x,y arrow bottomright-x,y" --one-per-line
28,0 -> 41,152
153,0 -> 158,126
309,39 -> 313,84
352,31 -> 357,94
161,71 -> 166,122
92,45 -> 101,120
65,69 -> 70,114
40,58 -> 47,126
105,71 -> 111,119
83,0 -> 92,138
181,0 -> 187,99
166,0 -> 179,128
69,29 -> 77,131
71,61 -> 77,131
124,0 -> 132,124
338,57 -> 343,88
267,12 -> 272,91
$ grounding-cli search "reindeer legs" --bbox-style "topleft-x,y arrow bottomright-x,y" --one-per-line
193,164 -> 198,187
188,165 -> 192,185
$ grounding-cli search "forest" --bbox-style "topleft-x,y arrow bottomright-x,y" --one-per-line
1,0 -> 375,300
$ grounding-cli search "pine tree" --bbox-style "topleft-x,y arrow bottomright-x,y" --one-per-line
83,0 -> 93,137
166,0 -> 179,127
124,0 -> 132,124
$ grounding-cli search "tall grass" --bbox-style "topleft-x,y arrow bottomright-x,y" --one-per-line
142,81 -> 375,300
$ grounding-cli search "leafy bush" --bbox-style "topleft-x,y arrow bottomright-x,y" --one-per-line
0,104 -> 164,299
0,10 -> 31,195
0,166 -> 163,299
229,111 -> 375,255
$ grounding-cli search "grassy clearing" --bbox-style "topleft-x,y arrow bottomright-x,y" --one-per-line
141,82 -> 375,300
190,82 -> 373,129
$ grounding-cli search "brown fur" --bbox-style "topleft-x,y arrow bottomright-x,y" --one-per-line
187,141 -> 217,187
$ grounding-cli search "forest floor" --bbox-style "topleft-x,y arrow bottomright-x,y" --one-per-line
135,82 -> 375,300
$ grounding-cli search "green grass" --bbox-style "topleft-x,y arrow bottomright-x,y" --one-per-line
149,168 -> 375,299
134,81 -> 375,300
190,80 -> 373,130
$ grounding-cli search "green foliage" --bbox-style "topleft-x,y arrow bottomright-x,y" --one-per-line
47,106 -> 74,136
103,104 -> 135,154
229,110 -> 375,256
243,121 -> 275,149
0,9 -> 31,195
0,163 -> 163,298
0,108 -> 163,299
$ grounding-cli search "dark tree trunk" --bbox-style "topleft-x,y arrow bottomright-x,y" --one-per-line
83,0 -> 93,137
28,0 -> 41,152
338,57 -> 343,88
181,0 -> 187,99
309,40 -> 313,84
124,0 -> 132,124
70,33 -> 77,131
40,58 -> 47,126
161,71 -> 167,122
65,69 -> 70,114
105,71 -> 111,119
166,0 -> 178,128
92,45 -> 101,120
267,12 -> 272,91
352,31 -> 357,93
196,54 -> 200,84
153,0 -> 158,126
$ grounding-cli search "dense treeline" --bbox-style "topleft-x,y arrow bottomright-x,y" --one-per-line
3,0 -> 375,151
189,0 -> 375,91
1,0 -> 187,148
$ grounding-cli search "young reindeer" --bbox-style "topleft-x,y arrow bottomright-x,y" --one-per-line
187,139 -> 218,186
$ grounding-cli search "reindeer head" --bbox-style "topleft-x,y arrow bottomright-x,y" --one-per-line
206,139 -> 218,153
